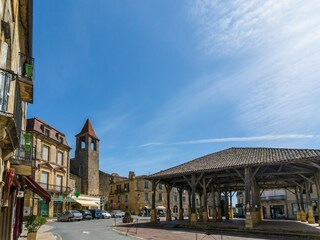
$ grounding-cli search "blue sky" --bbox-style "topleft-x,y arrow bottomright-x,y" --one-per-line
31,0 -> 320,177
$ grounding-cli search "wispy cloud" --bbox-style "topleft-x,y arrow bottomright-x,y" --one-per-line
145,0 -> 320,138
139,134 -> 319,147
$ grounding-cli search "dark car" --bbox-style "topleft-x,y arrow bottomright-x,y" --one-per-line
79,210 -> 92,220
89,209 -> 102,219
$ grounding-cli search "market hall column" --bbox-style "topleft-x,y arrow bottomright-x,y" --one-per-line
165,184 -> 173,221
191,174 -> 197,224
178,187 -> 184,221
150,180 -> 157,222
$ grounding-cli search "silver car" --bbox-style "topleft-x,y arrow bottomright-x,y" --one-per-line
58,210 -> 83,222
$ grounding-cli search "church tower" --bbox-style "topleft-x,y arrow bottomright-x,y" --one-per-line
74,119 -> 100,195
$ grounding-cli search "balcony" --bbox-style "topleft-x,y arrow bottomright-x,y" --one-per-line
0,68 -> 22,150
261,195 -> 286,201
39,182 -> 70,194
10,145 -> 36,176
18,53 -> 34,103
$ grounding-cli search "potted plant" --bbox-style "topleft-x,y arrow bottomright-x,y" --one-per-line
122,209 -> 133,223
26,216 -> 47,240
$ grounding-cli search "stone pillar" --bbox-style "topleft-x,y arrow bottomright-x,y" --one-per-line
305,181 -> 315,224
229,191 -> 234,220
150,180 -> 157,222
190,174 -> 197,225
212,186 -> 217,222
178,187 -> 184,221
166,184 -> 172,222
202,179 -> 208,221
299,186 -> 307,222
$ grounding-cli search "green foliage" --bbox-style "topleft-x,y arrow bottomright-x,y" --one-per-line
124,209 -> 131,217
26,216 -> 47,233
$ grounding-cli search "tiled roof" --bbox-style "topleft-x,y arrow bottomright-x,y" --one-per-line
26,118 -> 70,148
149,147 -> 320,178
76,118 -> 99,140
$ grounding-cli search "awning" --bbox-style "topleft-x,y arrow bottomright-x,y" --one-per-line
156,206 -> 166,210
23,176 -> 51,203
73,199 -> 99,207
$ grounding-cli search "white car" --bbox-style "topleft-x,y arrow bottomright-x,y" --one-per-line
101,210 -> 111,219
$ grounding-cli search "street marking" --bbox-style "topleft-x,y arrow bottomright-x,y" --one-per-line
82,231 -> 90,234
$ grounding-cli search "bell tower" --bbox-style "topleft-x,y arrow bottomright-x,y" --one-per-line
74,119 -> 100,195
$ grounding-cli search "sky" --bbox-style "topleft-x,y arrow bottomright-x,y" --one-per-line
31,0 -> 320,177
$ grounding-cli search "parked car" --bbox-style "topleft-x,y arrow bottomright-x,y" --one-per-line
79,210 -> 92,220
57,210 -> 83,222
111,210 -> 125,218
89,209 -> 103,219
101,210 -> 111,219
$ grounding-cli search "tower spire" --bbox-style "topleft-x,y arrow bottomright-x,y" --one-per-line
76,118 -> 99,140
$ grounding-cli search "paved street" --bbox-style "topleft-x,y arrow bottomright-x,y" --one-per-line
34,217 -> 317,240
43,218 -> 133,240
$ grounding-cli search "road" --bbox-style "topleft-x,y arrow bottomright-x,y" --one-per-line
48,218 -> 134,240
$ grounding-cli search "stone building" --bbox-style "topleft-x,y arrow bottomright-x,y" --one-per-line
24,118 -> 71,218
0,0 -> 34,239
70,119 -> 112,209
236,186 -> 319,220
108,171 -> 189,217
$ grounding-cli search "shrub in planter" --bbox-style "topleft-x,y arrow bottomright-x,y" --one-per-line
26,216 -> 47,240
123,210 -> 133,223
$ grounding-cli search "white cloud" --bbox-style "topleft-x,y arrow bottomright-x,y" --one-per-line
139,134 -> 319,147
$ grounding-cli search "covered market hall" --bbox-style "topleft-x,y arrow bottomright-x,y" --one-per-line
148,147 -> 320,228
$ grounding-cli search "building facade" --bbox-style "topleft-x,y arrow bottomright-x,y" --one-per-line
108,171 -> 190,217
25,118 -> 71,218
0,0 -> 34,239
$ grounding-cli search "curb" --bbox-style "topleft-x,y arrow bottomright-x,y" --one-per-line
112,227 -> 146,240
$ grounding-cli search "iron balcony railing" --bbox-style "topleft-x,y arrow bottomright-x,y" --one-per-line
261,195 -> 286,201
39,182 -> 70,194
13,146 -> 36,161
0,68 -> 23,145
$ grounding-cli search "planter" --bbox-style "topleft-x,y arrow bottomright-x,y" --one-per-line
27,232 -> 37,240
122,217 -> 133,223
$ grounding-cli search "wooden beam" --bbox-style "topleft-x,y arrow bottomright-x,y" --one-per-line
298,174 -> 314,184
234,169 -> 245,182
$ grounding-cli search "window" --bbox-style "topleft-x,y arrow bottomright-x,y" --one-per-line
144,193 -> 149,201
42,145 -> 49,161
41,172 -> 49,190
44,128 -> 50,137
91,139 -> 97,151
173,205 -> 178,213
159,183 -> 162,190
124,195 -> 128,202
59,136 -> 64,143
173,187 -> 178,193
173,195 -> 178,202
182,196 -> 186,202
56,175 -> 62,192
110,186 -> 113,194
116,184 -> 121,193
159,193 -> 162,201
79,136 -> 86,149
57,151 -> 63,165
144,181 -> 149,189
117,195 -> 120,203
124,183 -> 129,192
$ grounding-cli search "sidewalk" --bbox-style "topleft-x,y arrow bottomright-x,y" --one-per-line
18,220 -> 56,240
